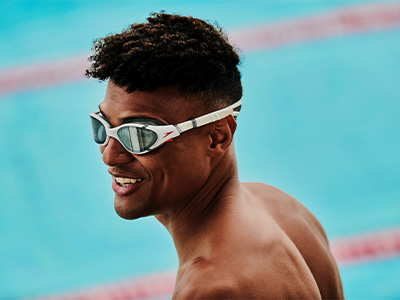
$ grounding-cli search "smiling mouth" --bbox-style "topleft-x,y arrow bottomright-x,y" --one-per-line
114,177 -> 143,187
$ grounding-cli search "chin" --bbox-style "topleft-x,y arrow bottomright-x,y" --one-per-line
114,206 -> 145,220
114,196 -> 151,220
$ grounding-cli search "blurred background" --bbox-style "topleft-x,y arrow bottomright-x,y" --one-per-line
1,1 -> 399,299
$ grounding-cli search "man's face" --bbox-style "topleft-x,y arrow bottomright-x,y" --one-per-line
98,81 -> 212,220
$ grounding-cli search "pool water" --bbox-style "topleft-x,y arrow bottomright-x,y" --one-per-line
0,1 -> 399,299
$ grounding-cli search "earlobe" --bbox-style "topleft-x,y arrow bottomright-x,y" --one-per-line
208,116 -> 237,157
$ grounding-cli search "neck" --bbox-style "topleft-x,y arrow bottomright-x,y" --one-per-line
156,150 -> 241,264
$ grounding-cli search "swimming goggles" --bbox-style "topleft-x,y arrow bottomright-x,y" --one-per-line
90,99 -> 242,155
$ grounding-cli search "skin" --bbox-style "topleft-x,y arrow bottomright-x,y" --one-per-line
98,81 -> 344,299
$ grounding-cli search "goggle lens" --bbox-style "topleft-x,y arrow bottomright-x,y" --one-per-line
90,115 -> 160,153
117,126 -> 158,153
90,116 -> 107,144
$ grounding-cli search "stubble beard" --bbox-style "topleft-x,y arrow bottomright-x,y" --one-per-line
114,189 -> 156,220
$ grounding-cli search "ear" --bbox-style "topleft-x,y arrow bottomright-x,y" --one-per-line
208,115 -> 237,157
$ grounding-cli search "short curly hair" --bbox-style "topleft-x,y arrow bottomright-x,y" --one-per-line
86,12 -> 242,108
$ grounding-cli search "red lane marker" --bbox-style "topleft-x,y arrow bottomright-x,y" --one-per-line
34,271 -> 176,300
0,55 -> 89,96
230,2 -> 400,52
1,2 -> 400,97
330,227 -> 400,266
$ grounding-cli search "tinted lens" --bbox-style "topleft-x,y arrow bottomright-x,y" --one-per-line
90,117 -> 107,144
117,126 -> 158,153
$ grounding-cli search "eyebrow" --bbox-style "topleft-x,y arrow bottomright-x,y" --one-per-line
98,106 -> 165,125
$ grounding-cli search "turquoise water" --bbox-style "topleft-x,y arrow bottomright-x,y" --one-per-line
1,1 -> 399,298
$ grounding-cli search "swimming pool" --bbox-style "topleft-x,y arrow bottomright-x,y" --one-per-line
1,1 -> 399,299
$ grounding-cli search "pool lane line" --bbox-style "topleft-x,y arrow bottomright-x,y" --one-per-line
0,55 -> 89,97
330,227 -> 400,266
2,1 -> 400,97
230,1 -> 400,52
33,271 -> 177,300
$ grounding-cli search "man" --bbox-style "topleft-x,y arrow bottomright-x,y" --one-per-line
87,12 -> 344,299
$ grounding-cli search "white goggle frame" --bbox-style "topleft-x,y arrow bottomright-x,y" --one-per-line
90,99 -> 242,155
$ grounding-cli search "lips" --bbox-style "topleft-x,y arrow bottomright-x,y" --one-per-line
112,176 -> 143,195
108,168 -> 144,196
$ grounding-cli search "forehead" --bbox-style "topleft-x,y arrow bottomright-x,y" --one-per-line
99,81 -> 205,125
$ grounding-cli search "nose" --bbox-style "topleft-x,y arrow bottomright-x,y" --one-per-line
101,138 -> 134,166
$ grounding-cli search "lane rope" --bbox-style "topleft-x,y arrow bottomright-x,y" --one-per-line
330,227 -> 400,266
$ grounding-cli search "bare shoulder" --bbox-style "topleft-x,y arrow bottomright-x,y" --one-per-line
242,182 -> 344,299
173,183 -> 344,299
173,255 -> 321,300
242,182 -> 328,241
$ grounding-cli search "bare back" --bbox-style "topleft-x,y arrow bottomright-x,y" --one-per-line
173,182 -> 344,299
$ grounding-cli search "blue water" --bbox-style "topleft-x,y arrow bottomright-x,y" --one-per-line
0,1 -> 399,299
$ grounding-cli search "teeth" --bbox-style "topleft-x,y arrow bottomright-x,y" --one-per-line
115,177 -> 142,186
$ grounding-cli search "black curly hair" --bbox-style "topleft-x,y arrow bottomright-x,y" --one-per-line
86,12 -> 242,109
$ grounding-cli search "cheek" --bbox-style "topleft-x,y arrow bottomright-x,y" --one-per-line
162,158 -> 209,200
168,142 -> 210,185
149,132 -> 211,190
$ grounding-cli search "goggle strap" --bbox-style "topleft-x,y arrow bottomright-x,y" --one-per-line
176,99 -> 242,133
